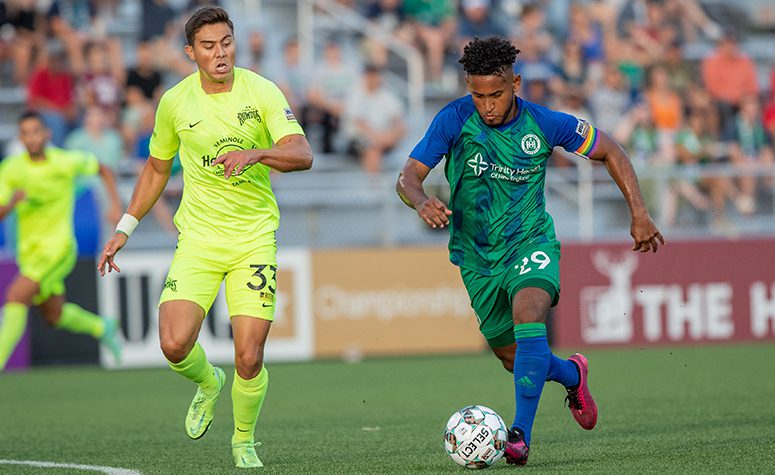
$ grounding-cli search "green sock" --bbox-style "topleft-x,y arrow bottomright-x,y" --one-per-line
167,342 -> 219,394
0,303 -> 28,371
232,366 -> 269,444
57,303 -> 105,339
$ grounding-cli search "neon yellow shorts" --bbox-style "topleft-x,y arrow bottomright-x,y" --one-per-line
18,240 -> 77,305
159,234 -> 278,320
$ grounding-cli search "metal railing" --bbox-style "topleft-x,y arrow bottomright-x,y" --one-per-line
100,159 -> 775,251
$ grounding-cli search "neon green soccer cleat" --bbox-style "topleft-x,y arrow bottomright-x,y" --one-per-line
185,366 -> 226,439
101,317 -> 123,365
232,441 -> 263,468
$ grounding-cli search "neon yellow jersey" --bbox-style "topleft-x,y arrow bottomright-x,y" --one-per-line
0,147 -> 99,258
149,67 -> 305,243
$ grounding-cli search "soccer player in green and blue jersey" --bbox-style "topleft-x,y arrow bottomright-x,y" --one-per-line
97,7 -> 312,469
397,37 -> 664,465
0,111 -> 123,371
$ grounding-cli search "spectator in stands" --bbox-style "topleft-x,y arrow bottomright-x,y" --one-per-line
246,31 -> 266,75
0,0 -> 43,84
82,40 -> 124,125
614,102 -> 664,213
762,70 -> 775,142
126,40 -> 162,103
402,0 -> 456,85
457,0 -> 506,51
604,34 -> 645,98
566,2 -> 605,64
362,0 -> 412,68
661,40 -> 693,95
121,86 -> 154,158
509,2 -> 554,59
663,0 -> 722,43
140,0 -> 192,77
674,109 -> 737,235
65,106 -> 123,173
301,41 -> 356,153
513,35 -> 558,105
524,78 -> 550,106
47,0 -> 100,76
27,44 -> 76,146
64,106 -> 124,229
344,64 -> 406,173
272,39 -> 307,114
645,64 -> 682,163
701,29 -> 759,133
557,39 -> 588,89
588,63 -> 631,133
727,95 -> 774,215
364,0 -> 405,30
684,83 -> 721,137
140,0 -> 176,41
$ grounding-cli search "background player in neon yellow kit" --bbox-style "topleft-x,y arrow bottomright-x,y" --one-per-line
97,7 -> 312,469
0,111 -> 123,371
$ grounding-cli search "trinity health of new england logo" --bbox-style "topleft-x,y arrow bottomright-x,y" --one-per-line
467,153 -> 488,176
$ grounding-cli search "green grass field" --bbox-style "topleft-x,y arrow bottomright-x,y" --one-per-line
1,344 -> 774,474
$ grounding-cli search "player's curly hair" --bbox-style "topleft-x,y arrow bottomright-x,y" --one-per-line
458,37 -> 521,76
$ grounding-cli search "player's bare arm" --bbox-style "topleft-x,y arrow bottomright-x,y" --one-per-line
587,131 -> 664,253
211,134 -> 313,178
396,158 -> 452,229
0,190 -> 25,220
98,156 -> 173,276
97,164 -> 123,226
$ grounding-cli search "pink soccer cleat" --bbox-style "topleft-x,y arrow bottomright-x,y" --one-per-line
565,353 -> 598,430
504,429 -> 529,466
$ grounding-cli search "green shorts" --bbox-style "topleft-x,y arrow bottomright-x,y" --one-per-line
460,241 -> 561,349
159,234 -> 278,320
19,241 -> 77,305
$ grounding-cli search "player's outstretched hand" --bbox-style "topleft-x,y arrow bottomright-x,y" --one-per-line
418,197 -> 452,229
211,150 -> 261,179
98,232 -> 129,276
631,214 -> 664,253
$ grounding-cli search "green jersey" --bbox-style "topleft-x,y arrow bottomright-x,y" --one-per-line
0,147 -> 98,260
149,67 -> 305,244
410,96 -> 599,275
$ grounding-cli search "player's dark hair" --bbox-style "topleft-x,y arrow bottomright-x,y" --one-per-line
185,6 -> 234,46
18,110 -> 45,126
459,37 -> 520,77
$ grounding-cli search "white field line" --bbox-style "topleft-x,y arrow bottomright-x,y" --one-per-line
0,459 -> 142,475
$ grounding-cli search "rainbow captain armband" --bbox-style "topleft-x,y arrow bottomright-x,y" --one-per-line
574,122 -> 599,158
115,213 -> 139,237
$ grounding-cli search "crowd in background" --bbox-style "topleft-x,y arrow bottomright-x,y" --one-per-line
0,0 -> 774,235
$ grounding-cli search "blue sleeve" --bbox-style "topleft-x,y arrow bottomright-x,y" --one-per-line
525,101 -> 593,154
409,102 -> 467,168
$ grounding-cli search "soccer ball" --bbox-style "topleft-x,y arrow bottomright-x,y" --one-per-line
444,405 -> 508,469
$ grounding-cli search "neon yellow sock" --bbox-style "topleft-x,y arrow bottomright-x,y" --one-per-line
232,366 -> 269,444
167,342 -> 219,394
57,303 -> 104,339
0,303 -> 28,371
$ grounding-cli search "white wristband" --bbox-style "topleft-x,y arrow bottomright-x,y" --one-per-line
115,213 -> 139,237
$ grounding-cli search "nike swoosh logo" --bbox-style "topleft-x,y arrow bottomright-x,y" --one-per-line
189,120 -> 203,128
237,427 -> 251,432
262,303 -> 272,308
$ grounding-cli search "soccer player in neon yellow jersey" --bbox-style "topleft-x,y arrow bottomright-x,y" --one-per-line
0,111 -> 123,371
97,6 -> 312,469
